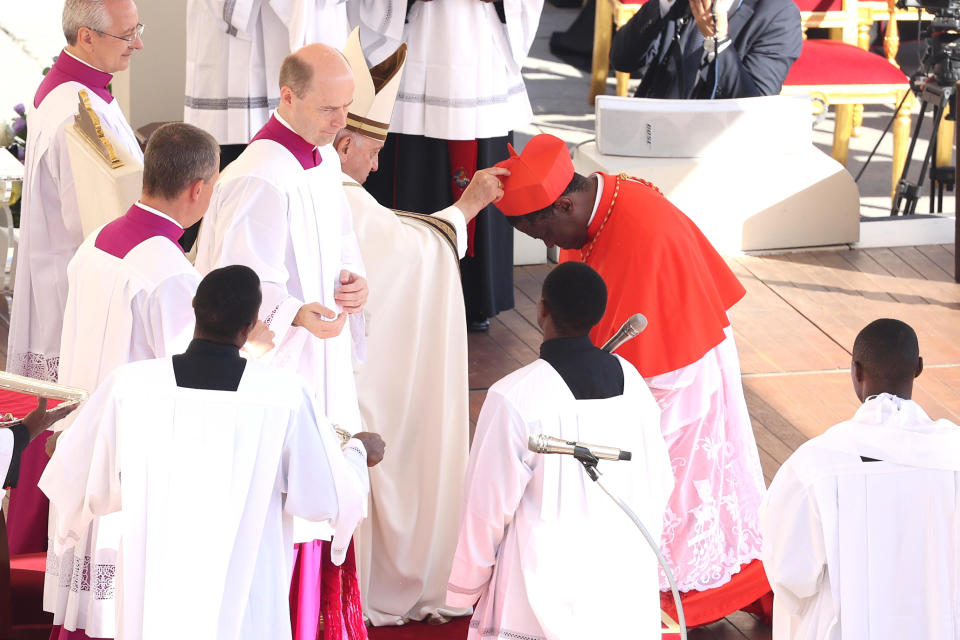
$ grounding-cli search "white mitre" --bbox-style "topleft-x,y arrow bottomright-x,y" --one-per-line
342,28 -> 407,142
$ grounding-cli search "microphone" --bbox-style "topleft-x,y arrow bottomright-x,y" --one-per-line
600,313 -> 648,353
528,434 -> 632,462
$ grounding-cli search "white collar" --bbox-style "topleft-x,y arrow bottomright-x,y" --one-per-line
273,110 -> 319,152
586,173 -> 604,227
63,49 -> 107,73
136,201 -> 184,229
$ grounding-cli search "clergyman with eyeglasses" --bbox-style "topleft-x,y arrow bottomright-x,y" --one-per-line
4,0 -> 144,626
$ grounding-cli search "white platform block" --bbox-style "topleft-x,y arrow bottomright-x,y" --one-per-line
513,227 -> 548,265
573,142 -> 860,254
855,216 -> 955,249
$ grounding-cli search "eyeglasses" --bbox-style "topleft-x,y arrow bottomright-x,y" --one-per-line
93,23 -> 144,43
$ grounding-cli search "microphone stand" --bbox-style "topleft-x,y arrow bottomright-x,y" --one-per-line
572,448 -> 688,640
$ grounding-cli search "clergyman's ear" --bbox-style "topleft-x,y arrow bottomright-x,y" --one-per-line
190,178 -> 205,202
554,196 -> 573,216
852,359 -> 864,383
334,133 -> 350,155
915,355 -> 924,379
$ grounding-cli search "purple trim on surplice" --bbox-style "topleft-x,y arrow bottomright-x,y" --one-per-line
94,204 -> 184,259
34,51 -> 114,107
250,115 -> 321,170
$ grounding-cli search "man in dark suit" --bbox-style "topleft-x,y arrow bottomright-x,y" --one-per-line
611,0 -> 802,99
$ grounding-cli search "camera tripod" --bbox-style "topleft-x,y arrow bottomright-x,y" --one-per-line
890,78 -> 956,215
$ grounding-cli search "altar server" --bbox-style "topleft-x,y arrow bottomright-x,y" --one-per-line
497,135 -> 767,605
42,266 -> 379,640
195,44 -> 370,640
447,262 -> 672,639
6,0 -> 144,556
337,30 -> 507,626
42,122 -> 225,640
762,319 -> 960,640
363,0 -> 544,331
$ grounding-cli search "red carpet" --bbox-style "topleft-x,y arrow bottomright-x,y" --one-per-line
367,617 -> 470,639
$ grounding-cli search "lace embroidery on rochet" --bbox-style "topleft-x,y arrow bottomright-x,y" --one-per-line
46,545 -> 116,601
11,351 -> 59,381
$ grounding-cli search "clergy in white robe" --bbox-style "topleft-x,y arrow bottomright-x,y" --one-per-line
185,0 -> 352,148
44,123 -> 221,639
184,0 -> 287,147
336,32 -> 509,623
194,45 -> 372,640
762,319 -> 960,640
195,49 -> 366,441
41,265 -> 374,640
447,263 -> 674,640
6,0 -> 144,556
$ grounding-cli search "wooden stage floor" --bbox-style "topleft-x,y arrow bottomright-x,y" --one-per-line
469,243 -> 960,639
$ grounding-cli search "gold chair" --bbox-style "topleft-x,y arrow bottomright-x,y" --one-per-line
780,0 -> 914,198
589,0 -> 646,103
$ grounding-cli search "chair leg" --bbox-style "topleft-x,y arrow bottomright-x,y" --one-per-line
832,104 -> 854,166
891,90 -> 913,200
615,71 -> 631,97
590,0 -> 614,105
936,111 -> 953,169
884,0 -> 901,65
853,103 -> 864,137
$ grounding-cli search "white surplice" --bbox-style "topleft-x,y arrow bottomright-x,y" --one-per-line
40,356 -> 369,640
184,0 -> 287,145
195,137 -> 366,543
761,393 -> 960,640
344,177 -> 470,625
9,84 -> 141,381
184,0 -> 351,145
645,325 -> 766,591
44,227 -> 199,637
346,0 -> 407,65
389,0 -> 543,140
447,358 -> 674,640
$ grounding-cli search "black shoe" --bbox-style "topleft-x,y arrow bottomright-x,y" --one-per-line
468,318 -> 491,332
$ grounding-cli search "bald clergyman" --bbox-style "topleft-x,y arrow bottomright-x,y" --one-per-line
194,43 -> 384,640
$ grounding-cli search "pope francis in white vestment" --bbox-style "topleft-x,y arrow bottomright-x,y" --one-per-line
337,28 -> 470,626
762,319 -> 960,640
344,175 -> 473,625
447,263 -> 674,640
